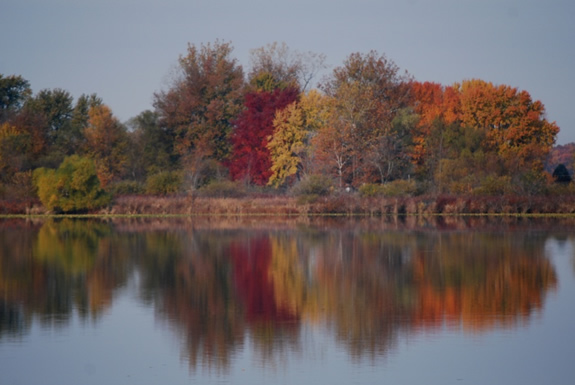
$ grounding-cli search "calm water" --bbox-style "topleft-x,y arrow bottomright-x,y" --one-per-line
1,216 -> 574,385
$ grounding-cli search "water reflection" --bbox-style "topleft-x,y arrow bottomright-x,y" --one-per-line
0,217 -> 564,370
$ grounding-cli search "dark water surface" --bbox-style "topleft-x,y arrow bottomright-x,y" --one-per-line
1,216 -> 574,385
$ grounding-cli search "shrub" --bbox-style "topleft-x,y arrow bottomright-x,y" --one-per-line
515,170 -> 549,196
359,183 -> 384,197
107,180 -> 145,196
290,174 -> 333,197
473,175 -> 512,196
198,180 -> 246,198
145,171 -> 183,195
0,171 -> 36,200
359,180 -> 417,198
383,179 -> 417,197
33,155 -> 111,213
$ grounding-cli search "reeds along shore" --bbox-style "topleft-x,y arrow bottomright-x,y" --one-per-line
4,194 -> 575,216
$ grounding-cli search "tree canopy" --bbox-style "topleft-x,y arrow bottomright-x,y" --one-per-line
0,40 -> 567,206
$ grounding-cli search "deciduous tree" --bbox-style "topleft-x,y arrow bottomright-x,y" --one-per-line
229,87 -> 299,185
267,90 -> 331,187
33,155 -> 110,213
457,79 -> 558,174
0,74 -> 31,120
125,110 -> 175,181
0,123 -> 30,182
83,105 -> 128,187
154,40 -> 245,164
321,51 -> 412,185
249,42 -> 326,92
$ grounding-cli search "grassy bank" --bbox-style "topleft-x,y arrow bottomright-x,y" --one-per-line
102,193 -> 575,216
3,193 -> 575,217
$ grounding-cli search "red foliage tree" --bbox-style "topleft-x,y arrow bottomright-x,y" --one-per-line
228,87 -> 299,185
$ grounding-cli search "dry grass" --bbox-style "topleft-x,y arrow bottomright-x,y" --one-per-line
6,193 -> 575,217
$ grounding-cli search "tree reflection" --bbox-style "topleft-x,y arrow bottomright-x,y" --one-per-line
0,219 -> 128,337
137,229 -> 245,372
410,232 -> 557,332
0,218 -> 561,367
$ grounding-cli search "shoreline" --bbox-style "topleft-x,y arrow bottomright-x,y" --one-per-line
3,193 -> 575,217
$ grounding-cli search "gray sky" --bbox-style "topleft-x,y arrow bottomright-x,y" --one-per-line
2,0 -> 574,143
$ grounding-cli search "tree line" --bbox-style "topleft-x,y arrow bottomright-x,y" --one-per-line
0,41 -> 567,212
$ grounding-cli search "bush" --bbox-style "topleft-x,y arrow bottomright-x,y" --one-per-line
107,180 -> 145,196
33,155 -> 111,213
290,175 -> 333,197
359,183 -> 384,197
0,171 -> 36,200
383,179 -> 417,197
198,180 -> 246,198
145,171 -> 183,195
473,175 -> 512,196
359,180 -> 417,198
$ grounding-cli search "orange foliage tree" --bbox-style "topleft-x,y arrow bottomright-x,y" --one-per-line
411,79 -> 559,193
457,79 -> 558,173
83,105 -> 128,187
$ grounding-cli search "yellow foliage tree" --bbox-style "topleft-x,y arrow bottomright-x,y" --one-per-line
267,102 -> 305,187
33,155 -> 110,213
267,90 -> 331,187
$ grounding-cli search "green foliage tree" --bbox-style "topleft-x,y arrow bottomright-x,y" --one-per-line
33,155 -> 110,213
0,74 -> 31,120
25,89 -> 74,157
125,110 -> 176,181
23,88 -> 100,167
552,164 -> 571,184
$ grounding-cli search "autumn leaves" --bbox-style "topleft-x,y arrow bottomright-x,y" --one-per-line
155,41 -> 558,193
1,40 -> 561,202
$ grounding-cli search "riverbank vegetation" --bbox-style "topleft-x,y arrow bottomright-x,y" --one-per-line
1,41 -> 573,215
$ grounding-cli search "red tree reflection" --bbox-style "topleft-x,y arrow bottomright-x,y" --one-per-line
230,236 -> 299,324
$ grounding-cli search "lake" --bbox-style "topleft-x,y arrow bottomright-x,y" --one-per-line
1,216 -> 574,384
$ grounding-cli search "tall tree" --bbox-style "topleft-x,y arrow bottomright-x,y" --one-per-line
125,110 -> 176,181
70,93 -> 102,134
267,90 -> 331,187
267,102 -> 305,188
154,40 -> 245,165
248,42 -> 326,92
457,79 -> 558,174
411,81 -> 461,185
321,51 -> 412,186
229,87 -> 299,185
310,112 -> 351,188
410,79 -> 559,194
365,108 -> 416,183
83,105 -> 128,187
23,88 -> 79,167
0,74 -> 31,121
0,122 -> 31,182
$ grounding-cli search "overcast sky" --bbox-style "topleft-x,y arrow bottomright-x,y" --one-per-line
2,0 -> 574,143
